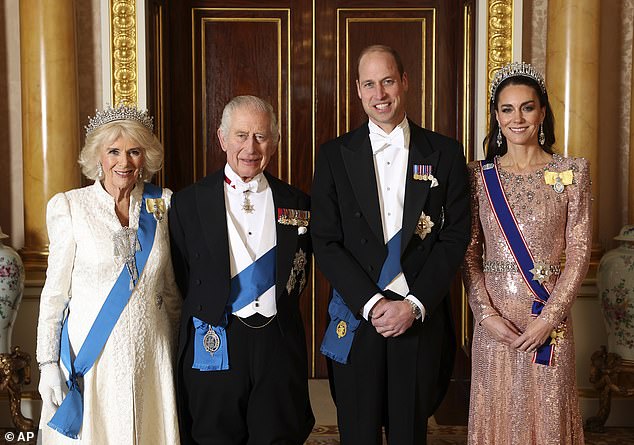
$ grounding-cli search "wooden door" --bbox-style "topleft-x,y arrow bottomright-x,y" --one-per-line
148,0 -> 474,424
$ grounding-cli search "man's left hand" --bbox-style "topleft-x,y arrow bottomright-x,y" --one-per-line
371,300 -> 415,337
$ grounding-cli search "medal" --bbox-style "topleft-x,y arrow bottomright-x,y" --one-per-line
549,327 -> 565,346
277,208 -> 310,227
415,212 -> 435,240
336,320 -> 347,338
242,191 -> 255,213
544,170 -> 573,193
413,164 -> 438,187
203,326 -> 221,354
145,198 -> 166,221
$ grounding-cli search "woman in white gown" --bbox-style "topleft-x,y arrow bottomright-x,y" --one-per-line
36,104 -> 181,444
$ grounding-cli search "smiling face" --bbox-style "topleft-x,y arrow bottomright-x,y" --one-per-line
217,105 -> 278,182
496,83 -> 545,150
356,50 -> 409,133
99,136 -> 144,195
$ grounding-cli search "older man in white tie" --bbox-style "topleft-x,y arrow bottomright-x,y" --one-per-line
170,95 -> 314,445
311,45 -> 471,445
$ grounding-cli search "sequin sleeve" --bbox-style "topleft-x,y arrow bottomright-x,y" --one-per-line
539,158 -> 592,327
36,192 -> 76,364
463,162 -> 500,324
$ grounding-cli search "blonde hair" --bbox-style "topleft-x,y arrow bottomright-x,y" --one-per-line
78,119 -> 163,181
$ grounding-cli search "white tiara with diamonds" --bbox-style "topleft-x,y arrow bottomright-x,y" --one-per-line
85,104 -> 154,137
490,61 -> 546,102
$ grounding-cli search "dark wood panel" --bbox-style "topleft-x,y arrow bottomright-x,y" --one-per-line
155,0 -> 473,422
195,13 -> 289,179
337,11 -> 434,132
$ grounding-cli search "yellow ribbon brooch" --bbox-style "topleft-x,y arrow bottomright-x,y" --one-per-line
145,198 -> 166,221
544,170 -> 573,194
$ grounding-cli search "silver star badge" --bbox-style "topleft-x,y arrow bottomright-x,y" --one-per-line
530,261 -> 551,284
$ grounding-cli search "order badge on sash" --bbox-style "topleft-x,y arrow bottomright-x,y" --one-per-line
192,317 -> 229,371
203,327 -> 221,354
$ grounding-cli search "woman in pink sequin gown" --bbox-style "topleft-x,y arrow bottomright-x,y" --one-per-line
463,62 -> 591,445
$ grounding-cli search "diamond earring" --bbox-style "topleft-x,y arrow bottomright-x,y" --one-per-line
97,162 -> 104,179
539,124 -> 546,146
496,127 -> 503,148
138,167 -> 144,181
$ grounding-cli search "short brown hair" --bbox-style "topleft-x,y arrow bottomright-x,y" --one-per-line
356,45 -> 405,79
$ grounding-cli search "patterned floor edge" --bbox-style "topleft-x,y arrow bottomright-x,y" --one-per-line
306,424 -> 634,445
0,425 -> 631,444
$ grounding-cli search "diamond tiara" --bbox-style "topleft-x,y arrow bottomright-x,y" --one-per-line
490,61 -> 546,102
85,103 -> 154,137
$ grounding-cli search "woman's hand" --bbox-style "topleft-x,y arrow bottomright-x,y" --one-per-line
38,363 -> 66,412
510,317 -> 553,352
481,315 -> 521,345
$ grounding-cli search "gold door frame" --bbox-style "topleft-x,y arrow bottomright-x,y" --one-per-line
106,0 -> 520,363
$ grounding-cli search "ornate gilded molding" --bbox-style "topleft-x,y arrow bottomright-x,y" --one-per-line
487,0 -> 514,96
462,1 -> 474,352
111,0 -> 138,105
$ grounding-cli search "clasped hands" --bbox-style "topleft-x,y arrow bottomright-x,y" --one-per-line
369,297 -> 415,338
481,314 -> 552,353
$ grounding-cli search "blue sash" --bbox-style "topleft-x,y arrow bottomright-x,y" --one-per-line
320,231 -> 402,364
192,246 -> 276,371
480,161 -> 554,366
48,183 -> 162,439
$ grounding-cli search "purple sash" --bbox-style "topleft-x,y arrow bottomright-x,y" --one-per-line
480,161 -> 554,366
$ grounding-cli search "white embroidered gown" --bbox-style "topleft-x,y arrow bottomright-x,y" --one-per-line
36,181 -> 181,444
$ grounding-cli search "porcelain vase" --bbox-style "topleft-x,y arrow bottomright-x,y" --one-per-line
0,229 -> 25,354
598,225 -> 634,361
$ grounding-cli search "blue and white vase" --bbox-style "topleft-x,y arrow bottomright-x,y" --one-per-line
598,225 -> 634,362
0,226 -> 25,354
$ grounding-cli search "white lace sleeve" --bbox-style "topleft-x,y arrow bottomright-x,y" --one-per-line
36,193 -> 76,364
161,188 -> 182,335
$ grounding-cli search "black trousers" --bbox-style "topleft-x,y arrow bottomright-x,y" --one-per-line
181,314 -> 314,445
331,311 -> 446,445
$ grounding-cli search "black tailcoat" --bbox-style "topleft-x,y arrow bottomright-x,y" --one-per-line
169,169 -> 314,444
311,120 -> 470,444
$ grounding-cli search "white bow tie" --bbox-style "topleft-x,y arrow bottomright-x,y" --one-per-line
369,127 -> 405,153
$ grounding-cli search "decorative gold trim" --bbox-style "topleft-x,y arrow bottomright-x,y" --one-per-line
151,3 -> 165,187
194,10 -> 289,181
0,391 -> 39,401
487,0 -> 514,97
461,1 -> 474,351
336,9 -> 436,135
463,4 -> 473,162
110,0 -> 138,105
311,0 -> 316,378
284,12 -> 291,184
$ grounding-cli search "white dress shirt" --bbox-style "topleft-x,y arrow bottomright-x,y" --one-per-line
361,117 -> 426,321
223,164 -> 277,317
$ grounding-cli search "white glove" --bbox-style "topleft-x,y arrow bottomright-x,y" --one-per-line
38,363 -> 66,411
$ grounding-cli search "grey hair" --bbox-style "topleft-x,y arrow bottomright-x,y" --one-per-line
218,95 -> 279,140
78,119 -> 163,181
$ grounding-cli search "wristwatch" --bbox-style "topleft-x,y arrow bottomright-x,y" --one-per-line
406,299 -> 422,320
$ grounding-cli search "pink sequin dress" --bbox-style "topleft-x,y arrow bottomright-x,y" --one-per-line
463,154 -> 591,445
